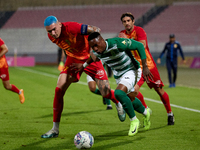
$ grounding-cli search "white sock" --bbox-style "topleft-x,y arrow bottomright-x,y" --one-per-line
18,90 -> 21,95
107,105 -> 112,107
143,109 -> 147,116
130,116 -> 137,121
117,102 -> 122,107
52,122 -> 59,132
167,112 -> 173,116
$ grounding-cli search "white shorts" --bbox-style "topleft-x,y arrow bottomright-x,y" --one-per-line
115,68 -> 142,94
86,75 -> 94,83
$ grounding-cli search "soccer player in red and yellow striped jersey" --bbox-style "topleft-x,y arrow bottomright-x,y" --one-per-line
119,12 -> 174,125
0,38 -> 25,104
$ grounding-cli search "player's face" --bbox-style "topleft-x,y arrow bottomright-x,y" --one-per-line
89,36 -> 106,54
170,37 -> 175,43
122,16 -> 134,31
46,22 -> 62,38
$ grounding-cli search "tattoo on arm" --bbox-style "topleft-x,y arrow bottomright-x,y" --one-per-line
87,25 -> 101,34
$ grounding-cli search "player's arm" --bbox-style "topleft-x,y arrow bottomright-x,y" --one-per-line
0,44 -> 8,58
119,38 -> 153,82
157,44 -> 167,64
80,24 -> 101,35
178,43 -> 185,63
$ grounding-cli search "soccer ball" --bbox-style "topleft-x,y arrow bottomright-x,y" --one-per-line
74,131 -> 94,149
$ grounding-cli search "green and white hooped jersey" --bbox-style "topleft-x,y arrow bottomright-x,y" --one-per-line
93,38 -> 145,79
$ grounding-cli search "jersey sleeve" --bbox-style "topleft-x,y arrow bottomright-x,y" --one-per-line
117,38 -> 146,60
159,43 -> 167,58
0,38 -> 5,46
136,27 -> 146,41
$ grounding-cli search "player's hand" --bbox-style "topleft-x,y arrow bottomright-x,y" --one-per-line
183,60 -> 186,64
143,66 -> 154,83
157,58 -> 161,64
70,63 -> 84,73
118,32 -> 128,38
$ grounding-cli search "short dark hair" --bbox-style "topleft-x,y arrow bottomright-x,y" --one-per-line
169,34 -> 175,38
120,12 -> 134,21
88,32 -> 100,41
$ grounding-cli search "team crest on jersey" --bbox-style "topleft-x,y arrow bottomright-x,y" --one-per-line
0,74 -> 7,79
174,44 -> 177,48
96,70 -> 104,78
122,40 -> 126,45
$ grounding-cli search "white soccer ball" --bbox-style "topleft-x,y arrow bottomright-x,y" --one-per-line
74,131 -> 94,149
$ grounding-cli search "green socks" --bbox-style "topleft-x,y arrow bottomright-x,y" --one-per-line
132,97 -> 145,114
114,89 -> 136,118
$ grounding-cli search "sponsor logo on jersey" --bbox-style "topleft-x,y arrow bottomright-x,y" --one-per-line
125,77 -> 130,79
174,44 -> 177,48
96,69 -> 104,78
155,80 -> 161,85
0,74 -> 7,79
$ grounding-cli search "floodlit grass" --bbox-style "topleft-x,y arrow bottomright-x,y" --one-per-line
0,66 -> 200,150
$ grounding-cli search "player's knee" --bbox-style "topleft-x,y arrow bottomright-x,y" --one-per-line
114,90 -> 126,100
4,84 -> 11,90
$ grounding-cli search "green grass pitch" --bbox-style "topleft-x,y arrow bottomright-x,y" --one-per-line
0,66 -> 200,150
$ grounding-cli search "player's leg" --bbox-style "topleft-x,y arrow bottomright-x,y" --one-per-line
95,78 -> 125,121
114,69 -> 148,136
154,86 -> 174,125
87,75 -> 112,109
171,61 -> 177,87
134,78 -> 148,108
1,67 -> 25,103
84,61 -> 124,120
41,56 -> 80,138
166,60 -> 173,87
41,73 -> 75,138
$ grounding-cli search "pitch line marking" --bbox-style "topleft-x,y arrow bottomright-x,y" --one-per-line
17,67 -> 200,113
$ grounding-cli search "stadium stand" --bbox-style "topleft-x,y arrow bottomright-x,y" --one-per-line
0,2 -> 199,64
143,2 -> 200,49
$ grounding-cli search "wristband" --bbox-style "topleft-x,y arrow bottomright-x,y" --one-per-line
83,62 -> 89,68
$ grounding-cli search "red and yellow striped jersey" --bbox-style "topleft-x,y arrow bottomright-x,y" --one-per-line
120,26 -> 156,70
48,22 -> 90,60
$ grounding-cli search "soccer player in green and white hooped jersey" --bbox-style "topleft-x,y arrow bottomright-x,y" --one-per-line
71,32 -> 153,136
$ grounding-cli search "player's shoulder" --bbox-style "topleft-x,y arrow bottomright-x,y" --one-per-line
134,26 -> 145,32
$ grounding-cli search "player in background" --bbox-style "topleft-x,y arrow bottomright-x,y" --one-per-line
118,12 -> 174,125
0,38 -> 25,104
71,32 -> 153,136
157,34 -> 185,87
41,16 -> 125,138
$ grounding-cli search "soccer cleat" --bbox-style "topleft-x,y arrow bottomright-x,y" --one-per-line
168,114 -> 175,125
106,105 -> 113,110
41,129 -> 59,138
115,103 -> 126,122
19,89 -> 25,104
143,108 -> 151,130
128,118 -> 140,136
147,107 -> 152,115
